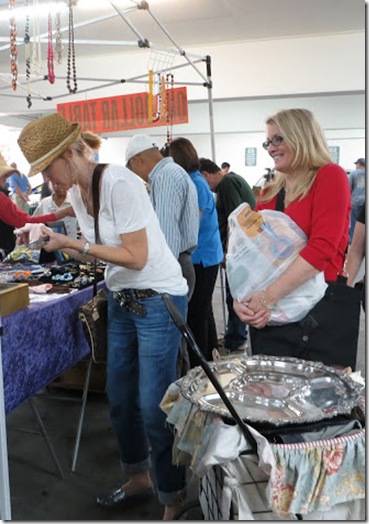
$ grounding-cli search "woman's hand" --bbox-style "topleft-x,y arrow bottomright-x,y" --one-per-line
233,297 -> 271,329
14,223 -> 50,246
38,225 -> 70,252
234,288 -> 277,329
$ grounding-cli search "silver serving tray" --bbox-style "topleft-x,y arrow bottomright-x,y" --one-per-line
180,355 -> 364,426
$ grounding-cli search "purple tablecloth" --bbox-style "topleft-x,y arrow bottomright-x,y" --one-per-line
1,286 -> 97,413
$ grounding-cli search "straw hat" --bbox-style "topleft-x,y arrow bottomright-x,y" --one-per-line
0,153 -> 19,178
17,113 -> 81,177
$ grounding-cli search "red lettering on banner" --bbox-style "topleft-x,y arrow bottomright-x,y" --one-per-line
57,88 -> 188,133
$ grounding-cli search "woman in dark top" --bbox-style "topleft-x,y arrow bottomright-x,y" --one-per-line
346,203 -> 365,310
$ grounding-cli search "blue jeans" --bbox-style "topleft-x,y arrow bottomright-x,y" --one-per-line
107,291 -> 187,506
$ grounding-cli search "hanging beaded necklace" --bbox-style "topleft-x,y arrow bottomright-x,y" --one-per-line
160,74 -> 167,122
24,0 -> 32,107
55,10 -> 63,65
9,0 -> 18,91
32,0 -> 42,76
47,13 -> 55,84
66,0 -> 77,94
165,73 -> 174,144
148,69 -> 161,122
148,69 -> 154,122
154,72 -> 161,122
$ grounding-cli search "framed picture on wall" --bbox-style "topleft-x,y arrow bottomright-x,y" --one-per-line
245,147 -> 257,166
329,146 -> 340,164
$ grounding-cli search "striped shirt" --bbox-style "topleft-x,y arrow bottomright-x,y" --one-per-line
149,157 -> 199,259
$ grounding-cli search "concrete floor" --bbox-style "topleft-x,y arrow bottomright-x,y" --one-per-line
5,274 -> 366,520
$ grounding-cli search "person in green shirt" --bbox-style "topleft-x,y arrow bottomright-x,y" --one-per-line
199,158 -> 256,352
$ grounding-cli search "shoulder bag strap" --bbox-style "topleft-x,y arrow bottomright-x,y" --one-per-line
275,188 -> 285,212
91,163 -> 107,296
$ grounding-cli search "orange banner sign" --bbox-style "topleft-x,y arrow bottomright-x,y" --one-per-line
57,87 -> 188,133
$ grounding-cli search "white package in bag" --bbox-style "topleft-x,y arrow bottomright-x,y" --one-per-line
226,203 -> 327,325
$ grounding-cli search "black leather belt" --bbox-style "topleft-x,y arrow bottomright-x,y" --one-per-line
113,288 -> 159,317
120,288 -> 158,300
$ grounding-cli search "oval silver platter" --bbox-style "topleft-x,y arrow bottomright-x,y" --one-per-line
180,355 -> 364,426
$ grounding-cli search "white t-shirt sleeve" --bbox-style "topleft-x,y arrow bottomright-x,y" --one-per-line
108,176 -> 149,235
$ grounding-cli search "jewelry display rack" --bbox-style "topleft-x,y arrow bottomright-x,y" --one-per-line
0,0 -> 216,159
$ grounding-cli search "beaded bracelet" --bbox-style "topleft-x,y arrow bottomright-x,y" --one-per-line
260,289 -> 276,311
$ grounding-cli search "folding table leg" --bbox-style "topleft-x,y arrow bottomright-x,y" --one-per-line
71,357 -> 93,472
28,397 -> 64,479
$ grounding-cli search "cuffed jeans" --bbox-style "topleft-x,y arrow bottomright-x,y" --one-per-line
107,291 -> 187,505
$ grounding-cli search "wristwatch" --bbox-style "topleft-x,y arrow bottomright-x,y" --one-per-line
81,241 -> 90,256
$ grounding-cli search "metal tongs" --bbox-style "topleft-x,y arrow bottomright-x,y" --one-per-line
28,236 -> 50,249
163,293 -> 257,454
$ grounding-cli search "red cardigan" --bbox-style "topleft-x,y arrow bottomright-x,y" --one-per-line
0,192 -> 57,228
256,163 -> 351,282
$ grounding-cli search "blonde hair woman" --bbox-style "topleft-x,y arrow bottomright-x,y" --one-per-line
234,108 -> 360,370
17,113 -> 188,520
81,130 -> 102,161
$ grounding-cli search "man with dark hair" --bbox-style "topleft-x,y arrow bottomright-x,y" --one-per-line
221,161 -> 230,174
199,158 -> 256,353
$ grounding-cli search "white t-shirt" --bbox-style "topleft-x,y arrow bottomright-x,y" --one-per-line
70,164 -> 188,295
33,193 -> 78,239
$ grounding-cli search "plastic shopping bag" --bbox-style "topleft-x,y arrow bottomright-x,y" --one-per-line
226,203 -> 327,325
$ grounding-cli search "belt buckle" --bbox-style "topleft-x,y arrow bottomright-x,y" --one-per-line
114,290 -> 129,308
115,290 -> 146,317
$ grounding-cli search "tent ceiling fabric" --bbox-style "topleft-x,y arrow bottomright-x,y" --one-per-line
0,0 -> 364,127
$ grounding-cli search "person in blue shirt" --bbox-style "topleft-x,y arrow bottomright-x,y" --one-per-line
9,162 -> 32,212
164,138 -> 224,364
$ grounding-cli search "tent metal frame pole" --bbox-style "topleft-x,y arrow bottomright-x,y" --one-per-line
0,57 -> 208,101
0,322 -> 11,521
205,55 -> 226,334
144,5 -> 209,84
109,1 -> 147,45
206,55 -> 216,161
